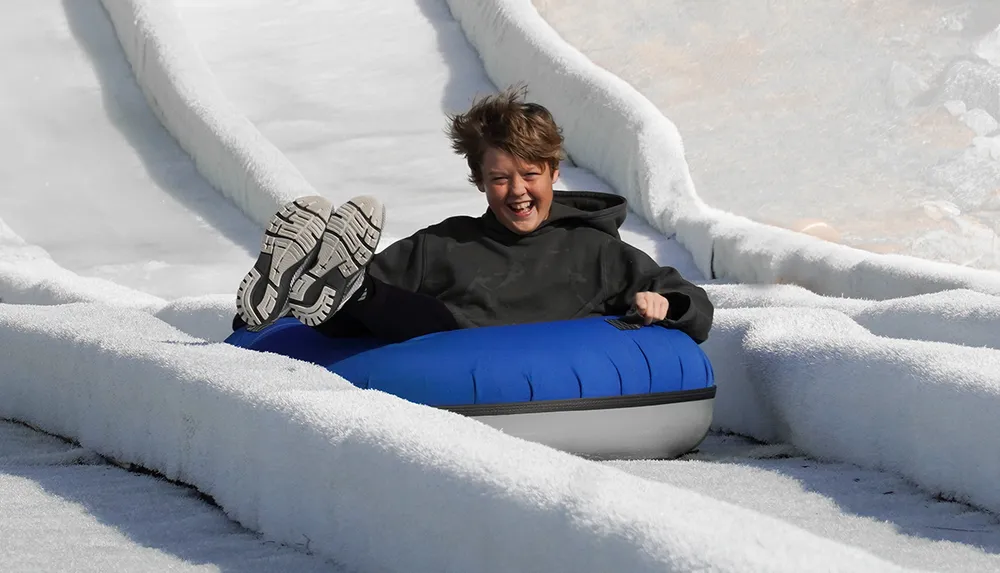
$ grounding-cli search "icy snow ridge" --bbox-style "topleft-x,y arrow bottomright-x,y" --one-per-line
702,304 -> 1000,512
708,284 -> 1000,350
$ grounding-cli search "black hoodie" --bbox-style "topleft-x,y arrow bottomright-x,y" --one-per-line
368,191 -> 713,343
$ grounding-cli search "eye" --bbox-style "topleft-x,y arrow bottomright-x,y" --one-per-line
491,176 -> 508,183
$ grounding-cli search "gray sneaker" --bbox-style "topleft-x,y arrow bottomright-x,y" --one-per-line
236,195 -> 333,331
289,196 -> 385,326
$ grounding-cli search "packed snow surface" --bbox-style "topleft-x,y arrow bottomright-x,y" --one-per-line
0,420 -> 337,571
0,0 -> 258,299
611,434 -> 1000,573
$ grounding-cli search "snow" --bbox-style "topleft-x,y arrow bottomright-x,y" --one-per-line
706,284 -> 1000,350
0,421 -> 340,572
0,215 -> 163,309
610,434 -> 1000,573
1,215 -> 239,341
534,0 -> 1000,274
102,0 -> 315,229
702,304 -> 1000,511
0,0 -> 259,300
975,24 -> 1000,67
1,0 -> 999,570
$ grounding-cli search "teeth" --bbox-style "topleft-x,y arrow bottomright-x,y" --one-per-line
509,201 -> 532,211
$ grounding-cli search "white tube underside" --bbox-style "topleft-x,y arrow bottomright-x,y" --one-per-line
473,398 -> 715,460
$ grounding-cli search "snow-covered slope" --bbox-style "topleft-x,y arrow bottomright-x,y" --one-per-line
1,0 -> 999,570
702,299 -> 1000,512
0,0 -> 258,299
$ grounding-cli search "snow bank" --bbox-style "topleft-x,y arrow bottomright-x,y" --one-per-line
702,306 -> 1000,513
1,216 -> 235,341
0,216 -> 163,310
99,0 -> 313,227
701,283 -> 1000,509
0,303 -> 907,572
706,284 -> 1000,350
153,294 -> 239,342
442,0 -> 1000,299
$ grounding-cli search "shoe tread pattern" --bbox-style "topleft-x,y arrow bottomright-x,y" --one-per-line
290,196 -> 384,326
236,196 -> 332,330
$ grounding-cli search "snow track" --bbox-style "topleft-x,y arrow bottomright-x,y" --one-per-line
0,421 -> 335,571
2,0 -> 1000,570
0,0 -> 259,299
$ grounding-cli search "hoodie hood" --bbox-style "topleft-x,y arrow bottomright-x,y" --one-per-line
483,191 -> 628,240
547,191 -> 628,238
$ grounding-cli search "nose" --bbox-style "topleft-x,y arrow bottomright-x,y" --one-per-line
511,174 -> 528,196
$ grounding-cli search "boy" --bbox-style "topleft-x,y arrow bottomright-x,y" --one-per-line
234,87 -> 713,343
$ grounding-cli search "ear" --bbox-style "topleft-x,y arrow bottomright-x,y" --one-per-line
551,167 -> 560,185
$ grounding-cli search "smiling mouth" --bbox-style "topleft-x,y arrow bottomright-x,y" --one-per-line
507,200 -> 534,217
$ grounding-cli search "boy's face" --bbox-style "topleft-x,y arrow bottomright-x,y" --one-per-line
479,147 -> 559,235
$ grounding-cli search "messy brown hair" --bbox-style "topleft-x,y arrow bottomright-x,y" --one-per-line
447,84 -> 564,186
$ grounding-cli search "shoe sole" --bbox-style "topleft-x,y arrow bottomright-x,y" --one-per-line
236,196 -> 333,330
289,196 -> 385,326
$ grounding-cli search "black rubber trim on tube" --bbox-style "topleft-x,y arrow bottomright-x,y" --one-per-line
441,387 -> 716,417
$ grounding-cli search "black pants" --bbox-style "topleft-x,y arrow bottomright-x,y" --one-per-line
232,278 -> 460,343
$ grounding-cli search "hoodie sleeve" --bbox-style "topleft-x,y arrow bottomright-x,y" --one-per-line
366,231 -> 427,293
600,241 -> 714,343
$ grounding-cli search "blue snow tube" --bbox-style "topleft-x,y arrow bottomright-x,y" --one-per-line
226,316 -> 715,459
